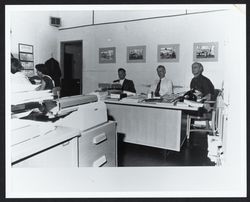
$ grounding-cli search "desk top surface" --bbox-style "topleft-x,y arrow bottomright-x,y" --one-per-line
104,99 -> 199,111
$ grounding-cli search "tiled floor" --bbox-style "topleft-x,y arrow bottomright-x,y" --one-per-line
117,132 -> 215,167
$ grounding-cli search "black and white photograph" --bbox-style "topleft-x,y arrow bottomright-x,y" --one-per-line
158,44 -> 179,62
18,43 -> 33,53
19,52 -> 34,61
5,4 -> 246,199
99,47 -> 116,63
193,42 -> 218,62
127,45 -> 146,63
20,61 -> 34,70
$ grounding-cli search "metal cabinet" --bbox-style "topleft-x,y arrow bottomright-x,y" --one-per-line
79,121 -> 117,167
12,137 -> 78,168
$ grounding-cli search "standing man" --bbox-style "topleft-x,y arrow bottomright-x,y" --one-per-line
149,65 -> 173,96
190,62 -> 215,101
113,68 -> 136,93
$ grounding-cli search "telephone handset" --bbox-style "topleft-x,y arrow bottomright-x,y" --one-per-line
182,89 -> 197,102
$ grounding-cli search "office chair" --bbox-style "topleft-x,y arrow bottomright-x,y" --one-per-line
186,89 -> 222,140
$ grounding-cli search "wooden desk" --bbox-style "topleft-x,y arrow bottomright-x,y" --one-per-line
105,99 -> 199,151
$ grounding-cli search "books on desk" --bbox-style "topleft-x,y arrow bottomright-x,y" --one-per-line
110,93 -> 127,99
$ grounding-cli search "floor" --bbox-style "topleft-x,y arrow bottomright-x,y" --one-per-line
117,132 -> 216,167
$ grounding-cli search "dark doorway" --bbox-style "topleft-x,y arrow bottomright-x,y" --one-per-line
60,41 -> 82,97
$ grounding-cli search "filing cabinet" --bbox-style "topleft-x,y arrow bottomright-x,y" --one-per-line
12,137 -> 78,168
78,121 -> 117,167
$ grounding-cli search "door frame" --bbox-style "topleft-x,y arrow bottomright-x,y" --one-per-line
60,40 -> 83,94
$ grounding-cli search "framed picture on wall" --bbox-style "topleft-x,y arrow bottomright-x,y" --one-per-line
193,42 -> 218,62
18,43 -> 34,70
23,69 -> 35,77
158,44 -> 180,62
19,52 -> 34,61
127,45 -> 146,63
19,43 -> 33,53
99,47 -> 116,63
20,61 -> 34,70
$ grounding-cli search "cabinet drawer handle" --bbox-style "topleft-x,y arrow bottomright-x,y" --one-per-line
92,155 -> 107,167
93,133 -> 107,144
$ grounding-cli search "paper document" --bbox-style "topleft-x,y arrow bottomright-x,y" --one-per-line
11,90 -> 53,105
183,99 -> 204,108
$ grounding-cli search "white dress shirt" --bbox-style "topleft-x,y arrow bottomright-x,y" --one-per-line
119,79 -> 125,86
11,72 -> 40,92
149,77 -> 173,96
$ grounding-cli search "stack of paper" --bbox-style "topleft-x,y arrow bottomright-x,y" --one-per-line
120,97 -> 139,103
183,99 -> 204,108
11,90 -> 53,105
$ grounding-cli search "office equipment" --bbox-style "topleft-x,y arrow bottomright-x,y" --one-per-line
55,99 -> 108,131
11,94 -> 117,167
57,94 -> 97,109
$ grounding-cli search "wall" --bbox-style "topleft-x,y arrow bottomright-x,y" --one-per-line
58,9 -> 234,94
9,10 -> 59,65
58,10 -> 93,28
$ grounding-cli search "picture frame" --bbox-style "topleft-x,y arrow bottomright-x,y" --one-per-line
23,69 -> 35,77
193,42 -> 218,62
127,45 -> 146,63
20,61 -> 34,70
18,43 -> 34,70
99,47 -> 116,63
19,52 -> 34,61
19,43 -> 33,53
158,44 -> 180,62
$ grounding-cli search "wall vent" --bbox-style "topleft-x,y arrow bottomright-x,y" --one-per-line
50,17 -> 61,27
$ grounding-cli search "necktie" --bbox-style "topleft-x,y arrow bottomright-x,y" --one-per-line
155,79 -> 161,96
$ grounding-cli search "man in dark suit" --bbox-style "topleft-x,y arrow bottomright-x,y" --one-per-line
113,68 -> 136,93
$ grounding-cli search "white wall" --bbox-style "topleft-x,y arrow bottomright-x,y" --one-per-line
94,10 -> 186,24
10,10 -> 59,65
59,11 -> 93,28
58,9 -> 235,94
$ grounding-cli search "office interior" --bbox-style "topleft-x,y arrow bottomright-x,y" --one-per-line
7,5 -> 246,197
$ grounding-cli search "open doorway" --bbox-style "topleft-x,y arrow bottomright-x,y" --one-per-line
60,40 -> 82,97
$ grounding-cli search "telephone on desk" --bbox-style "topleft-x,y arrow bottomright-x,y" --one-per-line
179,89 -> 197,102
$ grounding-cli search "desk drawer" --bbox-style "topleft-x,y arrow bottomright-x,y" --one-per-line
12,137 -> 78,168
79,122 -> 117,167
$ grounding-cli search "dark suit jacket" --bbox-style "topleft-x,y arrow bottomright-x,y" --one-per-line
113,79 -> 136,93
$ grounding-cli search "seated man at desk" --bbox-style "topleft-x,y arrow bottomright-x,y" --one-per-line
149,65 -> 173,97
113,68 -> 136,93
190,62 -> 215,101
190,62 -> 215,113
